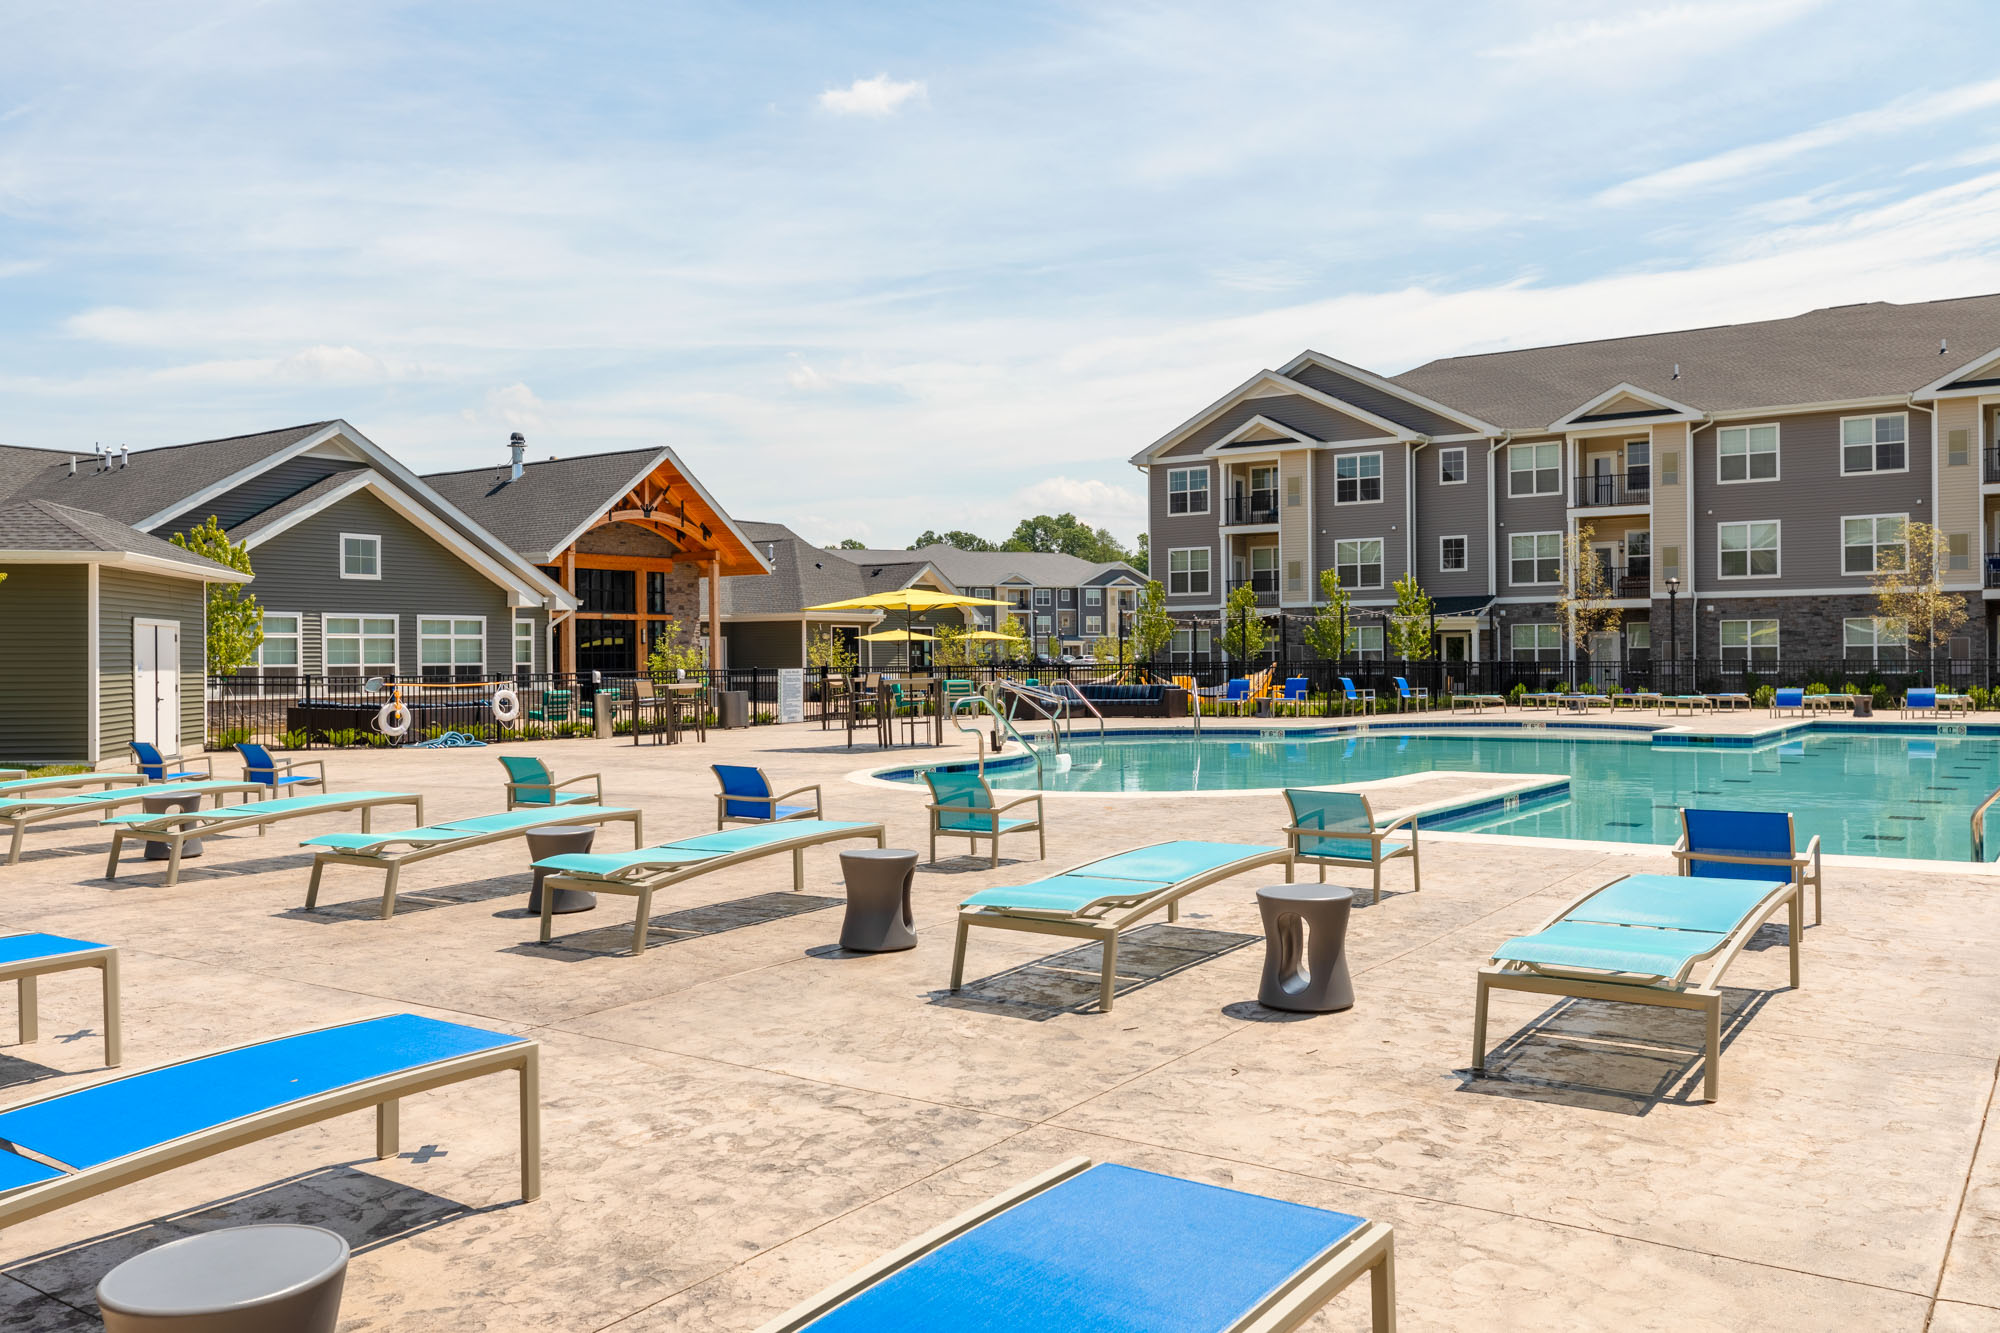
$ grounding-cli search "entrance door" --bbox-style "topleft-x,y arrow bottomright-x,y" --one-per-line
133,619 -> 181,755
1591,543 -> 1618,592
1440,632 -> 1469,663
1588,629 -> 1620,689
1590,455 -> 1615,505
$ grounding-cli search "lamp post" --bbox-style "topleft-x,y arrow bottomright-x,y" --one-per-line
1666,575 -> 1681,696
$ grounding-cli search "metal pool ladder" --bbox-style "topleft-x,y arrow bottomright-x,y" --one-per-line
1972,784 -> 2000,861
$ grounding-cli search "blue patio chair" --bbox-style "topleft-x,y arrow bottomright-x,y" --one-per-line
923,767 -> 1044,868
498,755 -> 604,809
1222,678 -> 1251,702
127,741 -> 211,783
1283,676 -> 1309,702
1673,808 -> 1823,925
1390,677 -> 1430,711
1336,678 -> 1375,716
713,764 -> 823,828
1770,687 -> 1806,717
1903,687 -> 1938,718
235,742 -> 325,795
1281,788 -> 1418,905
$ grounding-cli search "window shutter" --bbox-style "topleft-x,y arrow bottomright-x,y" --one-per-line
1660,451 -> 1679,486
1949,429 -> 1970,467
1661,545 -> 1681,580
1950,532 -> 1971,571
1286,477 -> 1301,507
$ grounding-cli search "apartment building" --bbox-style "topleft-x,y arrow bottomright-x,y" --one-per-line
1134,295 -> 2000,668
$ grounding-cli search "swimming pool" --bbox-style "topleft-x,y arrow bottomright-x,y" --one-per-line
882,724 -> 2000,861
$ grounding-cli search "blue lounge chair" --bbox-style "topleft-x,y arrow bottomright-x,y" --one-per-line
0,934 -> 119,1067
923,767 -> 1044,868
534,819 -> 888,955
1,779 -> 265,866
102,790 -> 423,886
713,764 -> 823,828
1903,687 -> 1939,718
1391,677 -> 1430,711
759,1158 -> 1396,1332
235,742 -> 325,794
1770,687 -> 1806,717
1474,872 -> 1801,1101
1337,677 -> 1375,715
302,804 -> 643,919
500,756 -> 604,809
1674,808 -> 1823,925
1281,788 -> 1419,905
127,741 -> 211,783
951,841 -> 1294,1012
0,1014 -> 539,1229
1282,676 -> 1309,702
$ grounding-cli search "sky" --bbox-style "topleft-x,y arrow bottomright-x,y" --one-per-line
7,1 -> 2000,551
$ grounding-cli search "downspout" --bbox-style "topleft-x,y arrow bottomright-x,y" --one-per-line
1486,432 -> 1511,660
1686,416 -> 1713,676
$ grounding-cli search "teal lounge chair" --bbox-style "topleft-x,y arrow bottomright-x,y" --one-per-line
1281,788 -> 1419,905
2,780 -> 266,866
235,742 -> 325,794
0,1013 -> 538,1230
713,765 -> 823,828
1473,872 -> 1801,1101
757,1158 -> 1395,1333
302,804 -> 643,919
1673,807 -> 1823,925
951,840 -> 1294,1012
102,790 -> 423,886
534,818 -> 887,955
923,767 -> 1044,868
0,772 -> 154,799
500,756 -> 604,809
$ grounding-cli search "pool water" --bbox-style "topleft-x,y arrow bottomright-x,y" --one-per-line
894,726 -> 2000,861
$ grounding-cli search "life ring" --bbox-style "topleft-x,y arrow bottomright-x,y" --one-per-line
375,701 -> 412,737
490,686 -> 521,724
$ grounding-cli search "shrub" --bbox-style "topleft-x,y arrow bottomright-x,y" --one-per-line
1805,682 -> 1829,696
1507,682 -> 1527,703
1870,682 -> 1892,709
1970,686 -> 1990,711
281,729 -> 313,749
754,710 -> 776,724
1752,684 -> 1775,708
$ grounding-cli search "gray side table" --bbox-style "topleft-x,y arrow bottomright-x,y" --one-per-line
838,848 -> 918,952
140,792 -> 205,862
526,824 -> 599,915
1256,883 -> 1354,1013
97,1224 -> 348,1332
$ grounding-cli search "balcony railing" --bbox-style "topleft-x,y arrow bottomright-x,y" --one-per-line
1570,564 -> 1653,598
1987,554 -> 2000,589
1572,471 -> 1651,507
1224,493 -> 1280,526
1248,570 -> 1280,594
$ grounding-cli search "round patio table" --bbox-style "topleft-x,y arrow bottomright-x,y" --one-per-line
837,848 -> 918,952
525,824 -> 598,915
139,791 -> 205,862
97,1224 -> 348,1332
1255,883 -> 1355,1013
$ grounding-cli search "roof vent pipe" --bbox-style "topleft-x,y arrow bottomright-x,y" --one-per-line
1671,364 -> 1680,380
66,456 -> 75,477
119,445 -> 129,469
508,432 -> 526,481
1941,338 -> 1949,355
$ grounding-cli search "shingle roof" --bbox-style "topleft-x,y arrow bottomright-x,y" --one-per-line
0,500 -> 242,577
226,472 -> 358,543
0,423 -> 337,525
717,521 -> 875,616
1390,295 -> 2000,431
844,545 -> 1141,588
422,448 -> 665,562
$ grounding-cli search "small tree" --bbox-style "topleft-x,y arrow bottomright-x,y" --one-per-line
806,626 -> 857,673
1303,568 -> 1352,661
933,623 -> 976,668
1131,580 -> 1175,665
1221,582 -> 1266,663
170,516 -> 262,674
646,616 -> 707,681
1556,524 -> 1621,683
997,613 -> 1032,664
1871,520 -> 1969,674
1091,635 -> 1128,666
1386,573 -> 1435,660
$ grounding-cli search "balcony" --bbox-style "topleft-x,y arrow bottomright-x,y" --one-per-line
1223,492 -> 1280,526
1571,564 -> 1653,599
1248,570 -> 1280,594
1572,471 -> 1650,508
1987,554 -> 2000,589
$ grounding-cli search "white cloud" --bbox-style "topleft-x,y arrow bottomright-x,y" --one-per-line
1485,0 -> 1822,65
151,344 -> 396,385
817,74 -> 925,117
1012,477 -> 1145,529
1599,77 -> 2000,206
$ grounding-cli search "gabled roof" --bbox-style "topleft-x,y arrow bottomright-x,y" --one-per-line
1129,369 -> 1421,464
1915,342 -> 2000,399
1548,382 -> 1703,432
0,423 -> 338,525
1392,294 -> 2000,430
1279,350 -> 1497,436
0,500 -> 248,581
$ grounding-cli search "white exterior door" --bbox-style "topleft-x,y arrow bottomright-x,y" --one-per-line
134,619 -> 181,755
1588,629 -> 1620,688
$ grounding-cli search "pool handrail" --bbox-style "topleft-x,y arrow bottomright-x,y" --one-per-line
1975,784 -> 2000,863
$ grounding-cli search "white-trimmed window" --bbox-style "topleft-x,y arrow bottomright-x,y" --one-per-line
1439,535 -> 1468,572
1035,615 -> 1052,634
1626,529 -> 1651,581
1509,532 -> 1561,586
1720,618 -> 1779,665
1250,545 -> 1279,591
1084,587 -> 1102,606
1335,538 -> 1383,589
1168,548 -> 1211,596
420,617 -> 484,679
1439,447 -> 1467,485
325,615 -> 396,675
1345,624 -> 1384,657
1841,413 -> 1908,475
1717,521 -> 1779,579
1510,623 -> 1561,662
1717,424 -> 1778,483
1625,439 -> 1650,491
1334,452 -> 1383,504
1034,588 -> 1052,608
1843,616 -> 1908,663
514,618 -> 536,672
1508,442 -> 1561,497
255,613 -> 300,672
1626,622 -> 1650,653
1084,616 -> 1102,636
1167,467 -> 1210,514
1172,627 -> 1212,663
340,533 -> 381,580
1843,513 -> 1906,574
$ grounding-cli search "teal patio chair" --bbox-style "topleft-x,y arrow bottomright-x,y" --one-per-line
499,756 -> 604,809
1281,788 -> 1419,905
527,688 -> 573,724
923,767 -> 1045,868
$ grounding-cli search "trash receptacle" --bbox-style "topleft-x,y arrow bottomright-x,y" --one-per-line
1853,696 -> 1873,718
594,700 -> 615,739
719,689 -> 751,729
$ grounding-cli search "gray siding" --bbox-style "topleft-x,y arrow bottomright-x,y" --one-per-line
245,490 -> 517,674
1412,441 -> 1492,595
1286,363 -> 1467,437
1495,437 -> 1568,596
1150,463 -> 1220,607
725,620 -> 804,669
1691,407 -> 1933,590
158,456 -> 366,534
0,566 -> 88,762
1312,443 -> 1409,597
1163,393 -> 1394,458
99,569 -> 206,761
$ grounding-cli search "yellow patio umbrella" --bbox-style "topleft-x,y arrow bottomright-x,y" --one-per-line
806,588 -> 1011,667
859,629 -> 937,642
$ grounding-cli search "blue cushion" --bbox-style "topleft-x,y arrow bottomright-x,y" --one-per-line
0,933 -> 105,966
1681,810 -> 1798,881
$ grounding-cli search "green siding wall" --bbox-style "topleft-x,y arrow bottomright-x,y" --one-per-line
99,569 -> 207,762
0,566 -> 88,763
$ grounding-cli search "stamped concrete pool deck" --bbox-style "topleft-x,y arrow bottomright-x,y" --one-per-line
2,715 -> 1999,1329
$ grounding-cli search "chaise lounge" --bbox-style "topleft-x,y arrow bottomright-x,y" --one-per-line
103,790 -> 425,887
0,772 -> 156,799
0,933 -> 119,1067
951,840 -> 1294,1012
2,780 -> 267,865
757,1157 -> 1396,1333
0,1013 -> 538,1229
533,818 -> 888,955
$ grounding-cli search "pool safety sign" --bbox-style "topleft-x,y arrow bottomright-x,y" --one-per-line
778,669 -> 805,724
